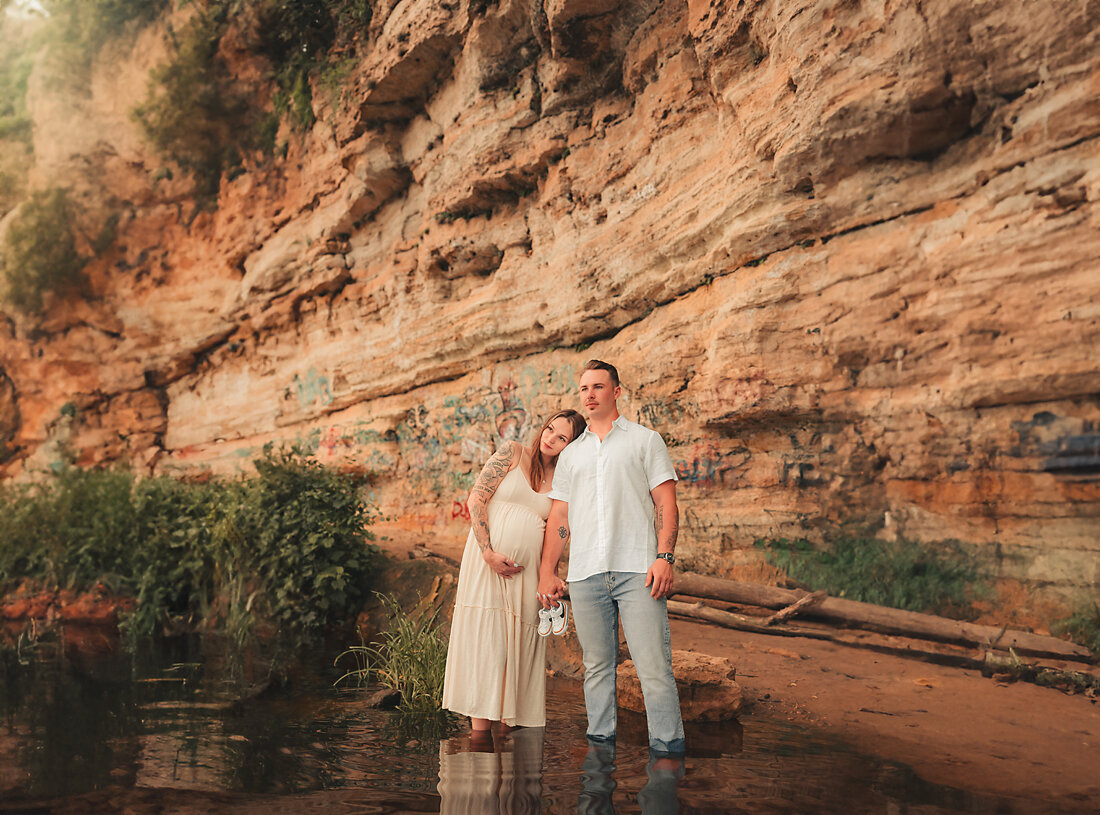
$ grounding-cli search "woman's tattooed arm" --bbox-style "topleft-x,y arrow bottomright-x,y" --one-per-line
467,441 -> 519,553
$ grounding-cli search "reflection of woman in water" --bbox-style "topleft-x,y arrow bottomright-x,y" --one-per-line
442,410 -> 587,737
438,726 -> 544,815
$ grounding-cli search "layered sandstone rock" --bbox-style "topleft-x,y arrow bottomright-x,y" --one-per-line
1,0 -> 1097,619
619,650 -> 743,722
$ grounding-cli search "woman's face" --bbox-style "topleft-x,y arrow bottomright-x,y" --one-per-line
539,416 -> 576,458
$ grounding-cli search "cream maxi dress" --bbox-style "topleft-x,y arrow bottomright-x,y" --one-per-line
442,466 -> 551,727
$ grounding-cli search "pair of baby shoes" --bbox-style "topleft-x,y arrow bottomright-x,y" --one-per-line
537,601 -> 569,637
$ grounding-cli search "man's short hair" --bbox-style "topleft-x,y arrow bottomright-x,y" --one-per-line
583,359 -> 620,388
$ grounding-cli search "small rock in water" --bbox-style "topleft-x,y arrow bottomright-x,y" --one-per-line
366,688 -> 402,709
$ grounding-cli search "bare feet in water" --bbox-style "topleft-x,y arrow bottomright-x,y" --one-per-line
469,728 -> 494,752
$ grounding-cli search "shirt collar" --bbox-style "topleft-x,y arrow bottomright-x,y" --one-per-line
583,415 -> 628,437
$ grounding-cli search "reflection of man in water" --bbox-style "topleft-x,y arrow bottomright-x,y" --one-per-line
579,742 -> 684,815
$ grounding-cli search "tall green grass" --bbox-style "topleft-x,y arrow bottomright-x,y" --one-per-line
335,592 -> 456,737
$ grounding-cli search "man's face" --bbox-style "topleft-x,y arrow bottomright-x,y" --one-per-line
579,369 -> 620,418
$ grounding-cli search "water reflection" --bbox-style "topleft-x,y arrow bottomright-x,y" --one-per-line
579,742 -> 684,815
1,636 -> 1085,814
438,727 -> 544,814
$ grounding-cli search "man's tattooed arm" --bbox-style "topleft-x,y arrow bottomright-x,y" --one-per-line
468,441 -> 518,552
538,499 -> 570,607
653,483 -> 679,555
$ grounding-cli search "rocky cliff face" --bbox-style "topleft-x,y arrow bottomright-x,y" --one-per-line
1,0 -> 1098,618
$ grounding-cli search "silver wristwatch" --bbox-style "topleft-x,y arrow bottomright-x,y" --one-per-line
656,552 -> 675,565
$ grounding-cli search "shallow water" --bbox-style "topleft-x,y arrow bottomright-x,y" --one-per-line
0,630 -> 1076,814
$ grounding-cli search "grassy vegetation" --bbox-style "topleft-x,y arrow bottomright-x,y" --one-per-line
0,445 -> 383,649
1,187 -> 87,314
1053,600 -> 1100,656
756,535 -> 984,618
335,592 -> 457,736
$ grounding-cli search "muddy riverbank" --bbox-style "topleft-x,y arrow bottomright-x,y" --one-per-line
394,533 -> 1100,810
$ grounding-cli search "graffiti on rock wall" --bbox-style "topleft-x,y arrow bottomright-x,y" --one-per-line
293,368 -> 334,410
1011,411 -> 1100,479
495,380 -> 527,441
674,444 -> 750,488
638,398 -> 688,428
173,363 -> 583,526
778,458 -> 824,488
451,499 -> 471,521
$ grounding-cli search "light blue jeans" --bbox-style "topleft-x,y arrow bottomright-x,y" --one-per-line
569,572 -> 686,755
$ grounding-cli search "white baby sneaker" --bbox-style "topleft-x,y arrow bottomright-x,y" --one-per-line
549,601 -> 569,636
537,605 -> 554,637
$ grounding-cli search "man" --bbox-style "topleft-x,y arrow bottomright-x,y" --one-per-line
537,359 -> 685,755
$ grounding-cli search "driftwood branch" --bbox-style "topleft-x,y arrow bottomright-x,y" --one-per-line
671,572 -> 1093,663
667,600 -> 833,640
765,590 -> 827,625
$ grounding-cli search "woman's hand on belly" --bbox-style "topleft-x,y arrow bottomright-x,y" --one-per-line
482,547 -> 524,578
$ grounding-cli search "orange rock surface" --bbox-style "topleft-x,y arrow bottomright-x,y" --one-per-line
0,1 -> 1097,624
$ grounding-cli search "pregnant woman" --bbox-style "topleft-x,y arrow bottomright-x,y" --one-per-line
443,409 -> 586,739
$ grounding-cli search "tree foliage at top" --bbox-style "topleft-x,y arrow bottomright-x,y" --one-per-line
133,0 -> 374,204
1,187 -> 86,314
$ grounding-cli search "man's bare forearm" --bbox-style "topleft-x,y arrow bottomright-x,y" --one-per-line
652,481 -> 679,554
540,501 -> 569,576
655,502 -> 678,553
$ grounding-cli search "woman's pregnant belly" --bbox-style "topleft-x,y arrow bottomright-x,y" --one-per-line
487,502 -> 546,569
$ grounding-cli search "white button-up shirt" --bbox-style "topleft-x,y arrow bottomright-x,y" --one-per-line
549,416 -> 678,582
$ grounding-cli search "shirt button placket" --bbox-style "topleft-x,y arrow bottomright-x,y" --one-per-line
596,442 -> 606,555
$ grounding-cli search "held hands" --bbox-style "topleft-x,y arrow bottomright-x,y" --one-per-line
645,557 -> 674,599
536,572 -> 566,609
482,548 -> 523,578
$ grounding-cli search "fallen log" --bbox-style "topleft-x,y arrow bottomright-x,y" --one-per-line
667,600 -> 988,670
669,598 -> 1100,690
671,572 -> 1094,663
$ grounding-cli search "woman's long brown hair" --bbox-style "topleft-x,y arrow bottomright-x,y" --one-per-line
528,409 -> 587,490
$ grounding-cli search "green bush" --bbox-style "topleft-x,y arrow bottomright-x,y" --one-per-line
0,446 -> 383,647
756,535 -> 983,617
0,39 -> 33,145
1,187 -> 87,314
134,0 -> 374,202
243,445 -> 382,634
133,4 -> 256,203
